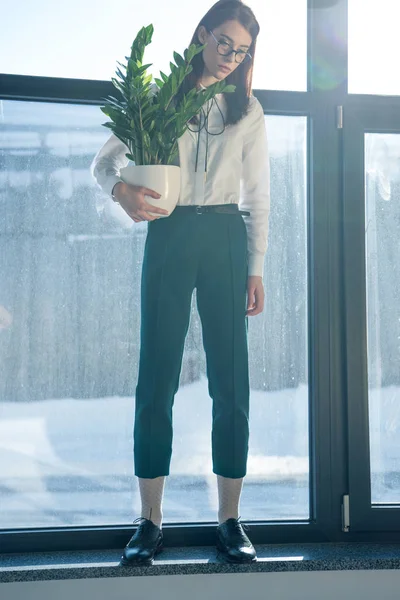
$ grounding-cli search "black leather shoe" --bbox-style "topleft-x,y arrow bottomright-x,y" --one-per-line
119,518 -> 163,566
216,518 -> 257,563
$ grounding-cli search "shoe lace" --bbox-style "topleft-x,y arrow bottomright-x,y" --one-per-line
236,516 -> 250,533
132,517 -> 149,527
226,517 -> 251,545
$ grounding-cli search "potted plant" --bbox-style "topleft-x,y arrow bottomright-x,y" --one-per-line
100,24 -> 235,219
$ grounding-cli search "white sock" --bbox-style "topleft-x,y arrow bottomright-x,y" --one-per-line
138,476 -> 166,529
217,475 -> 244,524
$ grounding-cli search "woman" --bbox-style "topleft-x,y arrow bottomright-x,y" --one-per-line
91,0 -> 270,566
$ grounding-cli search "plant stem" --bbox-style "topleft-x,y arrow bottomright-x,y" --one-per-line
138,99 -> 145,165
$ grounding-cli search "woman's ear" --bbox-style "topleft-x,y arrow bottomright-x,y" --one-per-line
197,25 -> 207,44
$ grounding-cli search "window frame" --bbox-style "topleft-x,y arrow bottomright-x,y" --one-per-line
343,98 -> 400,532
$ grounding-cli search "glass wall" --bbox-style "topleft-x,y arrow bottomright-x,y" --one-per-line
0,99 -> 308,528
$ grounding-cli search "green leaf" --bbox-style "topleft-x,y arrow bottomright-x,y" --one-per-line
159,70 -> 169,83
186,43 -> 205,61
143,73 -> 152,84
144,24 -> 154,44
142,130 -> 151,149
173,51 -> 185,68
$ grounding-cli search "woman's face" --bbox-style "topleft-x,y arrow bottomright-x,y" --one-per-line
197,19 -> 253,86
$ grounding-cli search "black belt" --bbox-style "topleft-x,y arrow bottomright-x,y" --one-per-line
174,204 -> 250,216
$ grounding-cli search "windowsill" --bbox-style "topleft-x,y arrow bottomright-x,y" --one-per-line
2,543 -> 400,583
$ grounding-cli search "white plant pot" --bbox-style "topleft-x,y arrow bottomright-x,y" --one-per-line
104,164 -> 181,229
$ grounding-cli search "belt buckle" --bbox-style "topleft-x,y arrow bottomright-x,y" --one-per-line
195,206 -> 204,215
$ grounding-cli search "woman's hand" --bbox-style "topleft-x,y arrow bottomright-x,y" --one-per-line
112,182 -> 169,222
246,275 -> 265,316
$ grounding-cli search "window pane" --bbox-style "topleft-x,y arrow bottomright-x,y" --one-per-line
246,115 -> 309,518
0,0 -> 306,92
248,0 -> 307,91
0,100 -> 308,528
349,0 -> 400,95
365,133 -> 400,503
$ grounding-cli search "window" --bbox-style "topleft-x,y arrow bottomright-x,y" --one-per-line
365,133 -> 400,504
343,104 -> 400,531
0,0 -> 307,92
0,101 -> 308,527
348,0 -> 400,95
249,0 -> 307,91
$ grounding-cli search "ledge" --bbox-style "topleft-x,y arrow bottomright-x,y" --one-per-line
2,543 -> 400,583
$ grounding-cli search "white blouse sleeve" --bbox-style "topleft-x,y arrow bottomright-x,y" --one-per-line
239,96 -> 271,278
90,133 -> 130,198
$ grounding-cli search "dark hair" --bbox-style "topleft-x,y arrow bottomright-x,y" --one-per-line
176,0 -> 260,126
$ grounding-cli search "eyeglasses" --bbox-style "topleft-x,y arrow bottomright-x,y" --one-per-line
208,30 -> 252,64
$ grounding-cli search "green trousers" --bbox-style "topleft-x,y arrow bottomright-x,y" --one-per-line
134,208 -> 250,479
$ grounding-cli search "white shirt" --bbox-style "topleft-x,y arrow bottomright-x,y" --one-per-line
91,91 -> 270,277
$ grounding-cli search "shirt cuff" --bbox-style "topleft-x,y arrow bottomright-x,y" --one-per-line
104,176 -> 125,199
247,253 -> 265,278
